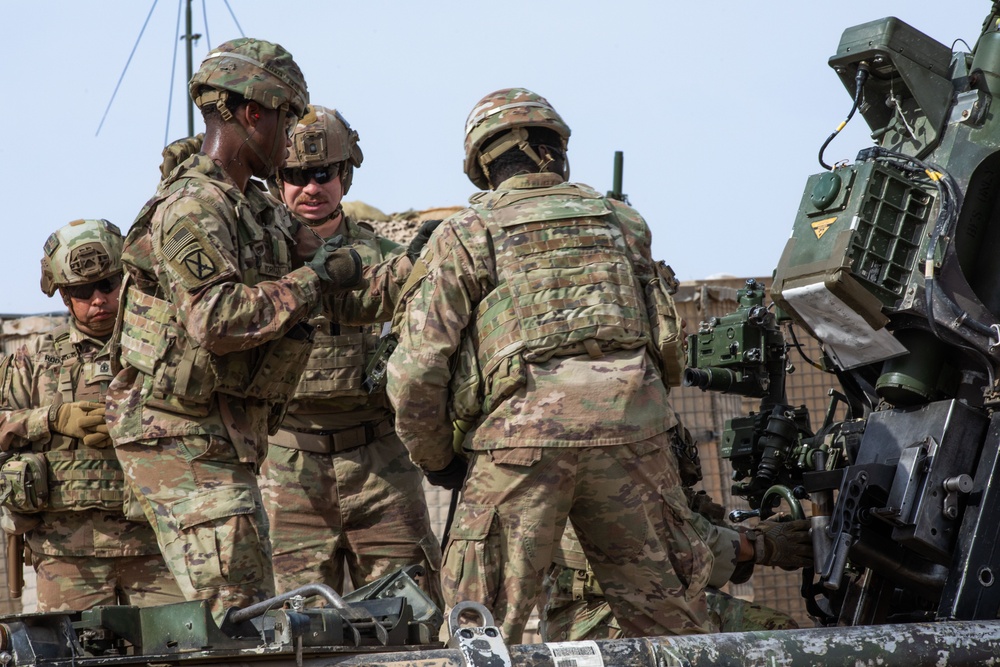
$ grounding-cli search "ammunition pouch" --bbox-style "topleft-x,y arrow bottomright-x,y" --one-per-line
553,565 -> 603,601
646,262 -> 685,388
0,453 -> 49,513
0,449 -> 125,514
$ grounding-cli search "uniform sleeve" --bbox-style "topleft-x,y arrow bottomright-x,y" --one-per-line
331,240 -> 411,326
0,344 -> 52,452
386,213 -> 488,471
152,194 -> 322,356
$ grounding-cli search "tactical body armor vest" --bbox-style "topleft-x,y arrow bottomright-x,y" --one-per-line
0,325 -> 123,513
468,182 -> 650,410
119,165 -> 311,417
294,223 -> 392,403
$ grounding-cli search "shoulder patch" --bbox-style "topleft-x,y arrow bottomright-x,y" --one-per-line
159,215 -> 232,291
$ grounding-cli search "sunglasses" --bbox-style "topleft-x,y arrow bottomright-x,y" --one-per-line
281,166 -> 337,187
63,275 -> 122,300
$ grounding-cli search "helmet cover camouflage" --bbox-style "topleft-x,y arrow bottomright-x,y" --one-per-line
463,88 -> 571,189
41,219 -> 123,297
189,37 -> 309,119
285,105 -> 364,194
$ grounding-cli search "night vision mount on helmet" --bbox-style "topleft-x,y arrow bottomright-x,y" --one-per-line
40,219 -> 123,297
284,105 -> 364,195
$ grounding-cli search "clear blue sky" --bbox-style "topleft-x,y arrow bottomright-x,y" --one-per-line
1,1 -> 988,314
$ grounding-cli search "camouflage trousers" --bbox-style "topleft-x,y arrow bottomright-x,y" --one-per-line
539,564 -> 799,640
443,436 -> 713,644
259,433 -> 443,609
115,436 -> 275,622
33,552 -> 185,612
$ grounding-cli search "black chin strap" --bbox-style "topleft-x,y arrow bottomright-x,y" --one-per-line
300,204 -> 343,228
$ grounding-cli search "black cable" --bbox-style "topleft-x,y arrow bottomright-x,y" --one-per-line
818,63 -> 870,170
786,322 -> 830,373
96,0 -> 159,137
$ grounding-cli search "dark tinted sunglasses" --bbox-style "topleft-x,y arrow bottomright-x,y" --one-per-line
63,275 -> 122,300
281,166 -> 336,187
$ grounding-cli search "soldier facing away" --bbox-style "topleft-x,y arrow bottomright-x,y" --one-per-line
387,88 -> 717,642
257,105 -> 443,606
105,38 -> 363,622
0,219 -> 184,611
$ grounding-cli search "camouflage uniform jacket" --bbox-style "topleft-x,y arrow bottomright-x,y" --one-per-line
387,173 -> 677,471
0,323 -> 160,557
107,154 -> 322,460
282,216 -> 409,430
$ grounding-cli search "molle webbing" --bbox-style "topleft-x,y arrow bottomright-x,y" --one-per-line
474,186 -> 649,381
44,449 -> 124,510
294,331 -> 370,399
51,327 -> 77,402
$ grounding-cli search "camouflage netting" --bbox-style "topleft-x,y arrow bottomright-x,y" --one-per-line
343,201 -> 463,246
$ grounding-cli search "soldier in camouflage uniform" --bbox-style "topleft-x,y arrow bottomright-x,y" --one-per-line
387,88 -> 717,643
541,506 -> 809,639
106,39 -> 364,622
0,220 -> 184,612
257,105 -> 443,606
542,426 -> 812,639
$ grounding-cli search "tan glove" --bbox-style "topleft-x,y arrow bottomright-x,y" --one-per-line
748,516 -> 813,569
160,133 -> 204,179
80,406 -> 111,448
48,402 -> 107,442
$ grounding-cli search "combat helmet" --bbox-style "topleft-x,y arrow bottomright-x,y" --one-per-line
284,105 -> 364,194
40,219 -> 123,297
463,88 -> 571,189
189,38 -> 308,120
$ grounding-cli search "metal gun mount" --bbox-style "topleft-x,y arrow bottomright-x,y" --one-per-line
686,3 -> 1000,626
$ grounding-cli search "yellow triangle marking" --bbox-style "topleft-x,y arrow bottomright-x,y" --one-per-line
811,216 -> 837,239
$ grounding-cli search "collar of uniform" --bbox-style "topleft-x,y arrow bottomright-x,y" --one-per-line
496,172 -> 566,191
67,321 -> 110,354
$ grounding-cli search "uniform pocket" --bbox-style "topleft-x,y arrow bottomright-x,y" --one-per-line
661,484 -> 713,603
168,485 -> 264,591
442,503 -> 501,609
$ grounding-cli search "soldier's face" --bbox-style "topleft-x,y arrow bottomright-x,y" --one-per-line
61,276 -> 121,338
281,164 -> 345,223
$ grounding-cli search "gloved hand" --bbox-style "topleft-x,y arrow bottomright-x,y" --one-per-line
407,219 -> 443,262
80,405 -> 111,448
748,516 -> 812,568
306,235 -> 363,290
48,402 -> 107,442
160,133 -> 204,179
687,490 -> 727,525
424,455 -> 468,490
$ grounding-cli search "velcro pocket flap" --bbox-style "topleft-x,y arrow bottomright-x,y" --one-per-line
170,485 -> 256,530
450,503 -> 497,541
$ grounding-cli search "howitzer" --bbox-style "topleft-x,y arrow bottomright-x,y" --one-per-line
687,1 -> 1000,626
2,595 -> 1000,667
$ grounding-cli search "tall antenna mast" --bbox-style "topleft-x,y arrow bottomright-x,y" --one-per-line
185,0 -> 195,136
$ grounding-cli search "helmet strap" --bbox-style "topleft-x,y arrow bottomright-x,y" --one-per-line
299,203 -> 343,228
229,103 -> 289,179
478,127 -> 554,184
